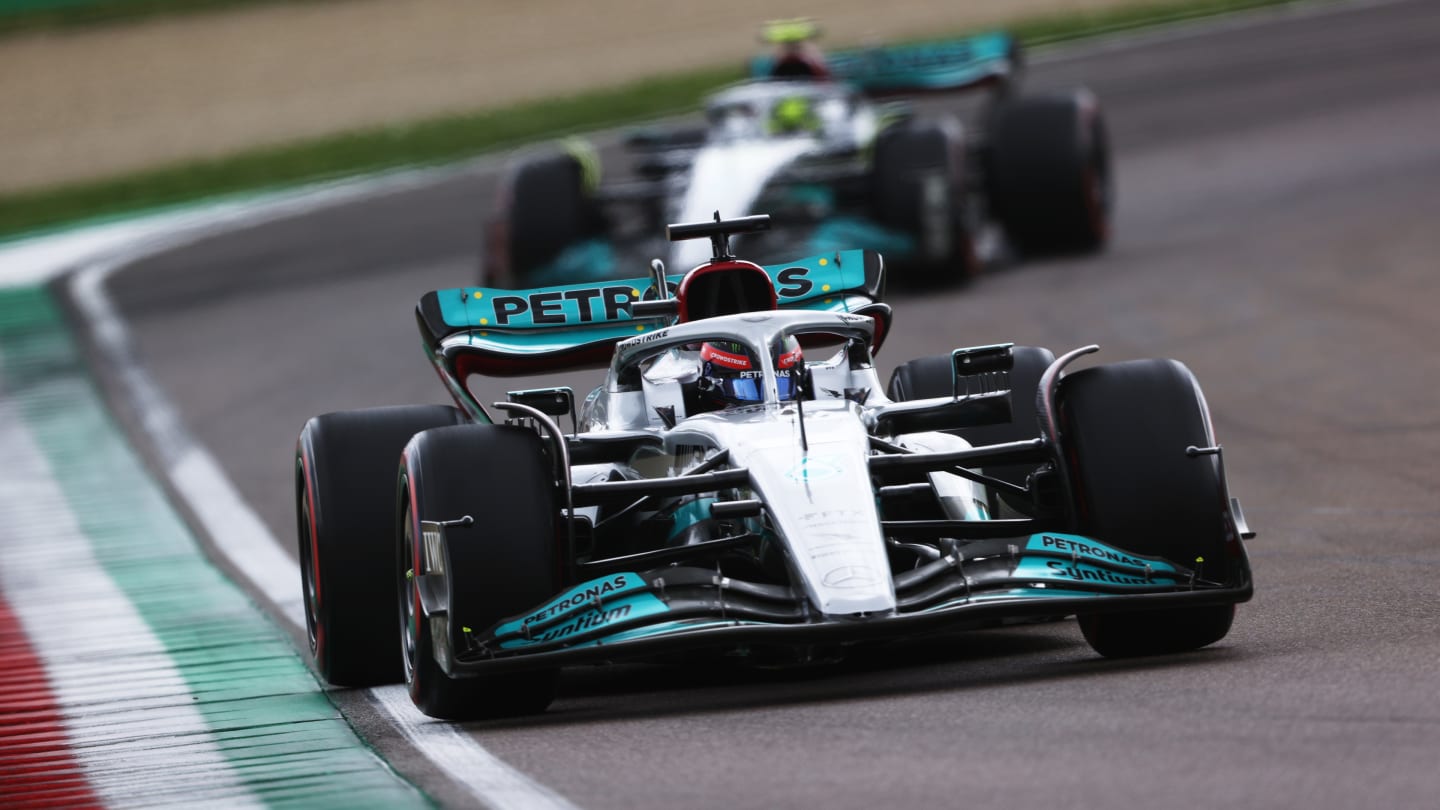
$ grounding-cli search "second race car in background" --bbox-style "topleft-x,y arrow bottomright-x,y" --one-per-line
484,22 -> 1112,289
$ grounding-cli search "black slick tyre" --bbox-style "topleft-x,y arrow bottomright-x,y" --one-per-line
1058,359 -> 1238,657
987,90 -> 1111,255
295,405 -> 466,686
490,150 -> 603,286
1078,605 -> 1234,659
399,424 -> 560,720
872,122 -> 980,284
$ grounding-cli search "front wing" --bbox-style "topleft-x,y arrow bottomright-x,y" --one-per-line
425,532 -> 1252,677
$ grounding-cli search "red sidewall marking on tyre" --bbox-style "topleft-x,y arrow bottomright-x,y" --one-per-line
301,450 -> 324,652
404,457 -> 424,704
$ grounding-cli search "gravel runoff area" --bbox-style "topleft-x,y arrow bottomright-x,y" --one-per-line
1,0 -> 1155,194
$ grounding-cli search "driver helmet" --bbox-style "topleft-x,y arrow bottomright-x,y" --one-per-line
762,18 -> 831,80
769,95 -> 820,135
697,337 -> 804,408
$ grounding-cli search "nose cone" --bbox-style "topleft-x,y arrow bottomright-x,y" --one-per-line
731,408 -> 897,616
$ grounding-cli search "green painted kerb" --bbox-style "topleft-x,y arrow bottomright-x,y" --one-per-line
0,286 -> 433,810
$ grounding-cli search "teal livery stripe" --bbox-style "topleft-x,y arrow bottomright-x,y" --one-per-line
827,32 -> 1015,91
435,249 -> 871,330
1024,533 -> 1182,574
495,571 -> 670,648
749,31 -> 1014,91
0,287 -> 430,809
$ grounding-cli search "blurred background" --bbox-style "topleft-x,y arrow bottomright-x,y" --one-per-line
2,0 -> 1236,219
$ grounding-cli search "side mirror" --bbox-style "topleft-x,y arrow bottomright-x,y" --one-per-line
950,343 -> 1013,397
506,387 -> 573,417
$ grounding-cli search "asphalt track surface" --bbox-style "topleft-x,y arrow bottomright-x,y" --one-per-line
99,1 -> 1440,807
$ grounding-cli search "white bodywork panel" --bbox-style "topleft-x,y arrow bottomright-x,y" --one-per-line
670,138 -> 818,270
576,310 -> 987,618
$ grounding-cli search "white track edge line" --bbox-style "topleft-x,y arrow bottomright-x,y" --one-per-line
63,176 -> 584,810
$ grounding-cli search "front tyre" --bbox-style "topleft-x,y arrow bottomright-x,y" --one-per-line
1058,359 -> 1242,657
1078,604 -> 1235,659
872,121 -> 980,284
295,405 -> 465,686
986,90 -> 1111,255
399,424 -> 560,719
486,149 -> 603,287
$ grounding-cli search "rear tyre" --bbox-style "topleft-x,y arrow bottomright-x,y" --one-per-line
399,424 -> 560,719
887,346 -> 1055,507
872,122 -> 980,284
1058,359 -> 1238,657
295,405 -> 466,686
488,150 -> 603,286
987,90 -> 1111,255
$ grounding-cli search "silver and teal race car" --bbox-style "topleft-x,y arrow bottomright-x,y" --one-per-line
484,28 -> 1111,289
298,215 -> 1252,720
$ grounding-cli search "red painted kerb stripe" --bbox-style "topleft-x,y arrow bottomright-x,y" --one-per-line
0,594 -> 103,809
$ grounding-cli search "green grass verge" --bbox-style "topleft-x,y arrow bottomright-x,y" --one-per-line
0,0 -> 342,38
0,0 -> 1314,243
1007,0 -> 1310,44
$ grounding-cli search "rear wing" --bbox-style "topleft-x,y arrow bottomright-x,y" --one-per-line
416,248 -> 886,378
749,31 -> 1019,95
